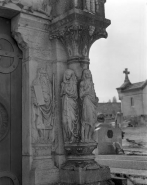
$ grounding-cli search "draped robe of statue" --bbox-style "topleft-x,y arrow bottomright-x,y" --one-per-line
61,69 -> 79,143
80,69 -> 98,142
32,67 -> 53,143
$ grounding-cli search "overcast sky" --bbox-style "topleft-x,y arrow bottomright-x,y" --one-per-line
90,0 -> 147,102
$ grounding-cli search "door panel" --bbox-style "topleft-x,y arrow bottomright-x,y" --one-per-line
0,177 -> 13,185
0,17 -> 22,184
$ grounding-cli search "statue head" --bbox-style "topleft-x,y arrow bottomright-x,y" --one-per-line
63,69 -> 77,83
82,69 -> 92,81
36,66 -> 49,82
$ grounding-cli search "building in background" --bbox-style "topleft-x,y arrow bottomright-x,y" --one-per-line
117,68 -> 147,118
97,102 -> 121,119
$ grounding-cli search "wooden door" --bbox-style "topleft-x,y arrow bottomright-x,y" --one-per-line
0,17 -> 22,185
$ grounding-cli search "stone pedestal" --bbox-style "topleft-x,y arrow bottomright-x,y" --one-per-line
31,144 -> 59,185
60,143 -> 113,185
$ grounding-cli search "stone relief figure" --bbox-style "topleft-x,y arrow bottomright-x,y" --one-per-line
32,66 -> 54,143
84,0 -> 99,14
61,69 -> 79,143
80,69 -> 98,142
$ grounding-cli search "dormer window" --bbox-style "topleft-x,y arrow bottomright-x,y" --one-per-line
131,97 -> 134,107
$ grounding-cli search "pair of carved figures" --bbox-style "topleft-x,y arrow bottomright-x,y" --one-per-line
61,69 -> 98,143
84,0 -> 99,14
32,67 -> 54,143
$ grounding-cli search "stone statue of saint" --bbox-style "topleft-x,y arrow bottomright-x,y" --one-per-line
80,69 -> 98,142
61,69 -> 79,143
32,66 -> 54,143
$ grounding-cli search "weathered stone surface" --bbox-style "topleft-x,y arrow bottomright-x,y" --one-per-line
10,12 -> 60,185
64,143 -> 97,156
0,0 -> 52,18
33,168 -> 59,185
50,9 -> 110,63
60,161 -> 111,185
94,124 -> 122,155
0,1 -> 112,185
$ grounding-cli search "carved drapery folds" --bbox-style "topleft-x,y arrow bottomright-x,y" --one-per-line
84,0 -> 99,14
31,65 -> 55,144
80,69 -> 98,142
61,69 -> 98,144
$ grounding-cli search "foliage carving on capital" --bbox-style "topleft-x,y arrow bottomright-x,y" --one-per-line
0,0 -> 52,19
31,65 -> 55,144
50,24 -> 107,60
61,69 -> 80,143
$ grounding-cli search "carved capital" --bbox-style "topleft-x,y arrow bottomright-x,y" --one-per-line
50,23 -> 107,62
49,9 -> 110,63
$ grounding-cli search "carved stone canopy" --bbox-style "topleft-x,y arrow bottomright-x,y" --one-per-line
49,8 -> 110,64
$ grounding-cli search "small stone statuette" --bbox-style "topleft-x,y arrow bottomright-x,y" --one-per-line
32,67 -> 54,143
61,69 -> 79,143
80,69 -> 98,142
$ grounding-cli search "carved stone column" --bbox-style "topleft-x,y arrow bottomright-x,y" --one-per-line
50,3 -> 110,79
11,12 -> 60,185
49,1 -> 112,185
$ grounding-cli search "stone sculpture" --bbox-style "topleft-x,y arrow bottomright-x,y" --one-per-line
1,0 -> 52,18
80,69 -> 98,142
84,0 -> 99,14
32,66 -> 54,143
61,69 -> 79,143
60,70 -> 112,185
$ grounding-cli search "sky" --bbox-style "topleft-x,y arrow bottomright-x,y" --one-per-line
89,0 -> 147,102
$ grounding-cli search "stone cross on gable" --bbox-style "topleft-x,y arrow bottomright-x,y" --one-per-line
123,68 -> 130,82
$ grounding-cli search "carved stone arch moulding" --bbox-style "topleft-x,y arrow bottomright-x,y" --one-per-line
0,95 -> 9,142
0,34 -> 22,74
0,171 -> 19,185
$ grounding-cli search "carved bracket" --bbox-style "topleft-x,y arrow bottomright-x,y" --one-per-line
12,31 -> 28,51
50,23 -> 107,62
49,10 -> 110,62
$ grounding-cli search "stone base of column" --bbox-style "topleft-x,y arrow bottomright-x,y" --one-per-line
60,143 -> 114,185
60,160 -> 112,185
30,144 -> 60,185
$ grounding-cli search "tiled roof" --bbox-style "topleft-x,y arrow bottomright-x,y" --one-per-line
123,80 -> 147,92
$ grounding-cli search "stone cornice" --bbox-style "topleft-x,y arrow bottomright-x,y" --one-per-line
50,9 -> 110,30
0,0 -> 52,20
